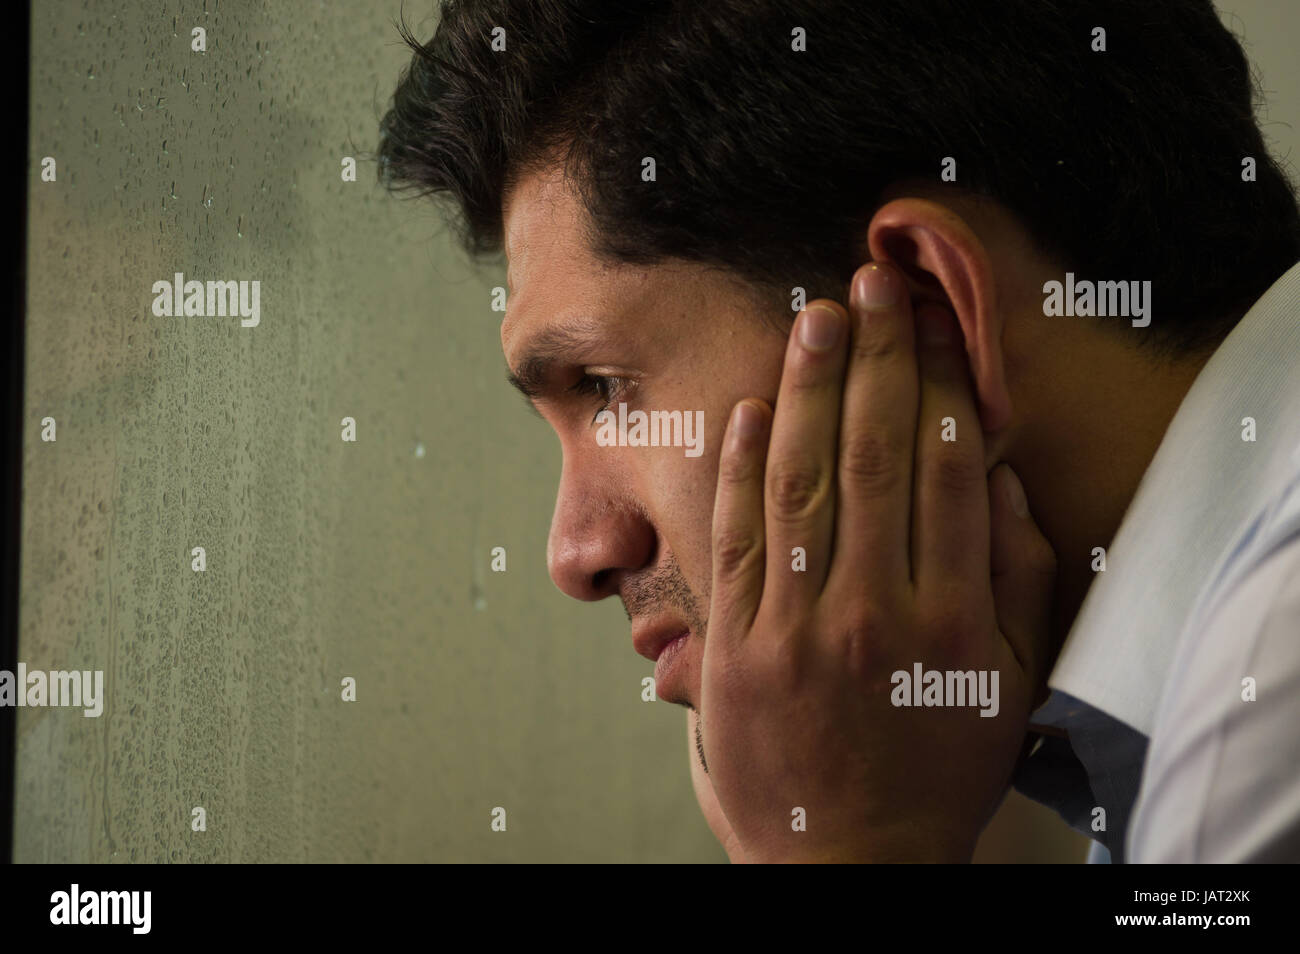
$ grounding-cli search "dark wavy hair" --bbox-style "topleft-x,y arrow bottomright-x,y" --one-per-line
377,0 -> 1300,354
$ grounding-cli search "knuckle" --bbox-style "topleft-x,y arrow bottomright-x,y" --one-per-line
759,635 -> 808,689
840,609 -> 891,679
839,431 -> 903,496
713,525 -> 761,578
719,441 -> 761,486
849,326 -> 899,362
786,368 -> 830,399
928,442 -> 981,496
767,459 -> 827,519
785,348 -> 837,394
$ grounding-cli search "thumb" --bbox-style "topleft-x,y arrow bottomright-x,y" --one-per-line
987,463 -> 1056,692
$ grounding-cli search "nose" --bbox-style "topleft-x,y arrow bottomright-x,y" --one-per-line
547,453 -> 656,601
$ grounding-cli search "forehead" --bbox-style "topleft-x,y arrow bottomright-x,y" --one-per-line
499,165 -> 765,363
503,169 -> 582,334
500,165 -> 634,359
503,166 -> 589,294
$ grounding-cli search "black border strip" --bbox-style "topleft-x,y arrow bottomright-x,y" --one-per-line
1,0 -> 32,864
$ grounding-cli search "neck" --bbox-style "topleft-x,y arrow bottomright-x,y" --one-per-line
1004,330 -> 1214,659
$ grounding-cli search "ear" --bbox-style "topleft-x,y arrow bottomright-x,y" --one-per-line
865,198 -> 1012,433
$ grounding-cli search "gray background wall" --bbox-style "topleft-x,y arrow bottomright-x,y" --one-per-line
16,1 -> 1297,863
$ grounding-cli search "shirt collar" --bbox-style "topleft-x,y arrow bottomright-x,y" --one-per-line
1040,259 -> 1300,736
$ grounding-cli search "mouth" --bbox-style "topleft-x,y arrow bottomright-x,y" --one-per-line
653,630 -> 689,667
630,622 -> 693,704
652,631 -> 691,704
631,622 -> 688,662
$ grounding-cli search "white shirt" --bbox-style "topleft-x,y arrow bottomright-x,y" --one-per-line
1011,259 -> 1300,863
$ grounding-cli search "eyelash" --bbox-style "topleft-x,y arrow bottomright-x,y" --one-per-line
569,373 -> 630,422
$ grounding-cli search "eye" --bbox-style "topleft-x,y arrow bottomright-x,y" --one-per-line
569,373 -> 630,422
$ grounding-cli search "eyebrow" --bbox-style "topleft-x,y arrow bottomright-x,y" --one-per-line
505,317 -> 609,408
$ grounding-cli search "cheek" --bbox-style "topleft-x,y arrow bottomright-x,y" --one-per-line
641,446 -> 719,597
636,391 -> 755,608
666,343 -> 789,592
636,321 -> 788,604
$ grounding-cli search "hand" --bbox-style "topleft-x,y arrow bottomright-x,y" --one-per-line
687,707 -> 747,863
699,261 -> 1056,863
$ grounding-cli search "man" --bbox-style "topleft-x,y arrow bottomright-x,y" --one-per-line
377,0 -> 1300,862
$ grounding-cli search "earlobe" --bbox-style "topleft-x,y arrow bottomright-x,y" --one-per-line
864,198 -> 1013,433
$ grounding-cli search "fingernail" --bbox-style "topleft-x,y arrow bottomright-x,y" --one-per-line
798,305 -> 843,351
920,307 -> 958,347
853,263 -> 900,310
732,401 -> 763,439
1003,466 -> 1029,518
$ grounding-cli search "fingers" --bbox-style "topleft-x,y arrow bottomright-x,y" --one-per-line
826,262 -> 918,596
912,300 -> 989,601
761,304 -> 850,609
709,399 -> 772,651
988,464 -> 1056,687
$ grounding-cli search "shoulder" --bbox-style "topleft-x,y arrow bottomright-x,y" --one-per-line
1127,485 -> 1300,862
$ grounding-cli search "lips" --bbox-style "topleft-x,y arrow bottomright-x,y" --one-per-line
654,632 -> 689,668
631,622 -> 690,663
653,632 -> 691,703
630,621 -> 693,703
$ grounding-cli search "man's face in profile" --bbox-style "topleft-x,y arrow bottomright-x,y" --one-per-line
500,164 -> 790,723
